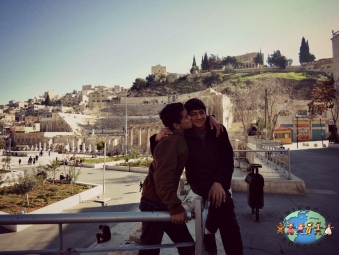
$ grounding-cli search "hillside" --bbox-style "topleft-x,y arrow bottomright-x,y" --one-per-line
132,71 -> 331,100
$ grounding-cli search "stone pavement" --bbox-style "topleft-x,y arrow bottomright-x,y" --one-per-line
1,144 -> 339,254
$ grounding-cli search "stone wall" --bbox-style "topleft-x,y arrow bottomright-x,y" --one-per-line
234,66 -> 304,73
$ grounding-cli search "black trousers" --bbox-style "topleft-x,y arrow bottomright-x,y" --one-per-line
138,197 -> 195,255
192,183 -> 243,255
96,233 -> 110,243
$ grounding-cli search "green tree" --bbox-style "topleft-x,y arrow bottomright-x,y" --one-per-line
192,56 -> 197,67
0,140 -> 5,149
145,74 -> 155,87
308,77 -> 339,142
96,140 -> 105,151
201,52 -> 210,71
222,56 -> 242,68
11,170 -> 40,205
159,73 -> 167,84
299,37 -> 316,64
190,66 -> 199,74
45,95 -> 51,106
43,160 -> 60,184
253,50 -> 263,66
266,50 -> 289,69
131,78 -> 146,90
1,156 -> 11,170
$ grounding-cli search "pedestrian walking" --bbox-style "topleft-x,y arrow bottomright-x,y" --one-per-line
33,158 -> 35,165
139,182 -> 143,192
18,159 -> 21,165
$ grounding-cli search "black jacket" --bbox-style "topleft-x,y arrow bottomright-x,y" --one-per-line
101,225 -> 111,241
150,123 -> 234,199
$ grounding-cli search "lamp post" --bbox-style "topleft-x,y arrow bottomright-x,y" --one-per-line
95,138 -> 110,206
320,117 -> 323,145
102,140 -> 106,199
296,115 -> 299,149
125,89 -> 130,155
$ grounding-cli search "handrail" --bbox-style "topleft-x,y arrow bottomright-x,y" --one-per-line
0,207 -> 204,255
233,148 -> 291,180
0,211 -> 192,224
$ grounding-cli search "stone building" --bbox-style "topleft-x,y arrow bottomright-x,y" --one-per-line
88,88 -> 114,109
302,58 -> 334,74
235,52 -> 264,68
43,90 -> 55,100
151,64 -> 166,75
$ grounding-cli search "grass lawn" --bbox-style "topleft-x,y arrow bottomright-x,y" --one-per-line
0,181 -> 87,214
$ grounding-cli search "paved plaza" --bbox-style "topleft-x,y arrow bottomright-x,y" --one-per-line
0,145 -> 338,254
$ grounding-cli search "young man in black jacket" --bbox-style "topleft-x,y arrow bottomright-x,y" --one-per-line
151,98 -> 243,255
96,225 -> 111,244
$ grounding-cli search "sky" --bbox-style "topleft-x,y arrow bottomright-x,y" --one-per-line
0,0 -> 338,105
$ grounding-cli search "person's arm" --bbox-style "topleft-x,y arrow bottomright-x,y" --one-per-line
153,138 -> 186,222
208,126 -> 234,207
207,116 -> 224,137
149,127 -> 172,156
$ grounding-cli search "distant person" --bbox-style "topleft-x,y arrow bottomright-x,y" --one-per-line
33,158 -> 35,165
96,225 -> 111,244
48,150 -> 51,156
18,159 -> 21,165
139,182 -> 143,192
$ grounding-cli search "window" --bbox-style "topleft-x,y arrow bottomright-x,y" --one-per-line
327,66 -> 331,68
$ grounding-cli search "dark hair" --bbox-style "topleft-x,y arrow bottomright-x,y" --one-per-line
159,102 -> 185,130
99,225 -> 103,229
184,98 -> 206,114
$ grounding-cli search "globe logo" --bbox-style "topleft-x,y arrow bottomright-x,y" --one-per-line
278,210 -> 330,245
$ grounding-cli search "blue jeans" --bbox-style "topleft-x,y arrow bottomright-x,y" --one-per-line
138,197 -> 195,255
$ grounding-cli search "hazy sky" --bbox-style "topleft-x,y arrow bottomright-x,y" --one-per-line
1,0 -> 338,105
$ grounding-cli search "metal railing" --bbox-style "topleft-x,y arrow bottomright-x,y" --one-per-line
234,148 -> 291,180
0,198 -> 207,255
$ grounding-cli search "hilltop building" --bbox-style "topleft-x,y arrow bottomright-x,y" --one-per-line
235,52 -> 264,68
302,58 -> 333,73
151,64 -> 166,75
43,91 -> 55,100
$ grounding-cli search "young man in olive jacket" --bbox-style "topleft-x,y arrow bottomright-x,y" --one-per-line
138,102 -> 195,255
151,98 -> 243,255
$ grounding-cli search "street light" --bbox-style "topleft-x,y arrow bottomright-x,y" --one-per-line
320,117 -> 323,145
296,115 -> 299,149
95,139 -> 110,206
125,89 -> 131,155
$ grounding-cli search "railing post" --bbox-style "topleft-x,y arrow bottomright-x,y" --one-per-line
59,223 -> 63,255
194,197 -> 204,255
287,148 -> 291,180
